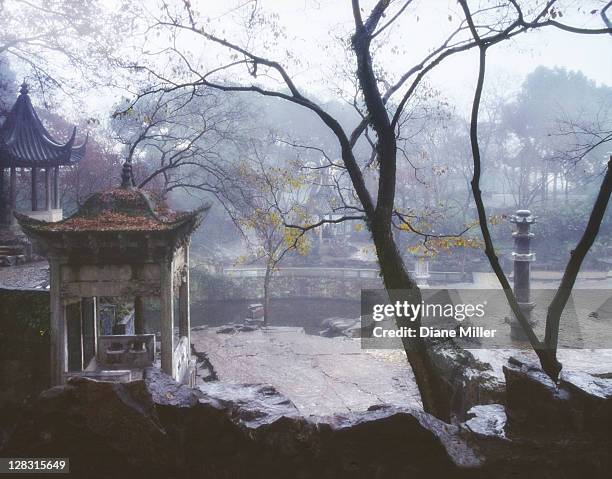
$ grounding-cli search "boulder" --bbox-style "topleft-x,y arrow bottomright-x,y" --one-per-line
3,371 -> 483,478
4,364 -> 612,478
504,355 -> 612,438
319,317 -> 361,338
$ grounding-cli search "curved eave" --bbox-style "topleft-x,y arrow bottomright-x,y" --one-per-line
0,92 -> 87,168
14,203 -> 209,237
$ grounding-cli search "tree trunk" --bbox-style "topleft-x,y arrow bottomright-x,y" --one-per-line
544,157 -> 612,356
349,14 -> 451,421
263,265 -> 272,327
370,221 -> 451,421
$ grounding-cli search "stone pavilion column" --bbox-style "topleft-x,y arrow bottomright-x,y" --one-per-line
0,168 -> 4,224
31,167 -> 38,211
53,166 -> 60,209
160,256 -> 175,377
9,167 -> 17,225
49,258 -> 67,385
178,243 -> 190,348
45,167 -> 52,210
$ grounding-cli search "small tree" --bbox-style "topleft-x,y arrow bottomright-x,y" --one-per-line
216,151 -> 310,323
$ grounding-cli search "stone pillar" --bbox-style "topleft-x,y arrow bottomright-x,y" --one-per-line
31,167 -> 38,211
0,168 -> 4,224
9,167 -> 16,225
160,257 -> 175,378
45,167 -> 52,210
49,259 -> 67,385
414,252 -> 430,287
53,166 -> 60,209
510,210 -> 537,340
178,244 -> 190,348
134,296 -> 145,334
92,296 -> 98,357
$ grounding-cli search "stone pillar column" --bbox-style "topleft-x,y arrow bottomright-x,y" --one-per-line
178,244 -> 190,348
0,168 -> 4,224
45,167 -> 51,210
414,252 -> 430,287
9,167 -> 17,225
49,259 -> 67,385
31,167 -> 38,211
134,296 -> 145,334
92,296 -> 98,357
53,166 -> 60,209
510,210 -> 537,340
160,257 -> 175,378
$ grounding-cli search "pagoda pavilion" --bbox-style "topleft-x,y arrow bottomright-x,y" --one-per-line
16,162 -> 208,386
0,83 -> 86,227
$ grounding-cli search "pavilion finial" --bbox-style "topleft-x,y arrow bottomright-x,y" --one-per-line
20,82 -> 29,95
120,160 -> 135,189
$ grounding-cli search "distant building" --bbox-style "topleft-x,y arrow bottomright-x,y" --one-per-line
0,83 -> 86,265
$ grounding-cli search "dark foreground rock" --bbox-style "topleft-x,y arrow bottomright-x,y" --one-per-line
504,355 -> 612,438
2,366 -> 612,479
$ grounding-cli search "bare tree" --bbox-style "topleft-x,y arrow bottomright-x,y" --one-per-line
7,0 -> 608,419
110,87 -> 250,199
214,149 -> 312,323
458,0 -> 612,380
102,0 -> 612,420
1,0 -> 129,101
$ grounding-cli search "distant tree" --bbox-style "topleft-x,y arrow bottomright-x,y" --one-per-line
215,150 -> 311,323
0,0 -> 130,101
497,67 -> 612,207
0,54 -> 17,117
110,87 -> 252,200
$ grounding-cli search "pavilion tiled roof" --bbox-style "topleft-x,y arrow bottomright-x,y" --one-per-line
15,186 -> 208,234
0,83 -> 86,168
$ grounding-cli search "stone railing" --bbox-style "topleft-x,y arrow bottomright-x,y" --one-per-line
97,334 -> 155,370
223,267 -> 380,279
223,267 -> 470,283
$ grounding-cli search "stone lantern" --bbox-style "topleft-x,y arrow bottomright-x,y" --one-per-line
510,209 -> 537,340
16,162 -> 208,385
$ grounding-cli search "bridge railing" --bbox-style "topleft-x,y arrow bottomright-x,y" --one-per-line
223,267 -> 380,279
222,267 -> 470,283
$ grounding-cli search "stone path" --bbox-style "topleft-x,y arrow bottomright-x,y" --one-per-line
191,326 -> 421,416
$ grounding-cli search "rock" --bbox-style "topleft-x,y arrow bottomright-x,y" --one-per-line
216,325 -> 238,334
3,371 -> 483,478
560,370 -> 612,400
319,317 -> 361,338
464,404 -> 506,438
428,340 -> 505,421
197,382 -> 299,428
504,355 -> 612,438
2,377 -> 173,478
